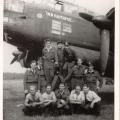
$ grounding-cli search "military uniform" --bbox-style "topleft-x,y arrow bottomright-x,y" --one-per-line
37,66 -> 47,93
71,65 -> 87,89
42,47 -> 58,84
24,69 -> 39,94
64,65 -> 87,90
63,47 -> 77,77
57,47 -> 65,75
85,70 -> 103,93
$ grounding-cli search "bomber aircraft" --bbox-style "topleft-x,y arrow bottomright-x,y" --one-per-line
4,0 -> 114,77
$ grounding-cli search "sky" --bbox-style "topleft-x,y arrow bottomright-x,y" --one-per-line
3,0 -> 114,73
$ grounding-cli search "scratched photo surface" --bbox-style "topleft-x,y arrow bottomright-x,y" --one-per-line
3,0 -> 114,120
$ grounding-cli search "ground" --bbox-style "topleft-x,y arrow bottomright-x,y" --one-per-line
3,79 -> 114,120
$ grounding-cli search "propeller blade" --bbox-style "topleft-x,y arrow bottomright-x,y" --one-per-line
106,8 -> 114,19
100,29 -> 110,75
10,56 -> 18,64
79,13 -> 93,22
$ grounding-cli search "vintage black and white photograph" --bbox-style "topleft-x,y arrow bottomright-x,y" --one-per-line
3,0 -> 115,120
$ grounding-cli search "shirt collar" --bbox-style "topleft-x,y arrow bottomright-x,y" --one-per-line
45,46 -> 52,51
59,89 -> 65,94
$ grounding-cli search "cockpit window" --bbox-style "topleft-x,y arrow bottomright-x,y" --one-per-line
4,0 -> 24,13
64,4 -> 78,15
48,0 -> 63,11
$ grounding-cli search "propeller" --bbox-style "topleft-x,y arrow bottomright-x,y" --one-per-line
10,50 -> 25,64
79,8 -> 114,74
10,56 -> 18,64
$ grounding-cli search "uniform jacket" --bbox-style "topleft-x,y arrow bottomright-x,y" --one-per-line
42,47 -> 58,63
85,70 -> 103,86
57,48 -> 65,63
63,47 -> 77,62
64,64 -> 87,82
24,69 -> 39,89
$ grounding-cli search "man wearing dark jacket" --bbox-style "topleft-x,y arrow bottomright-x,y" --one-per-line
55,83 -> 70,115
63,42 -> 77,77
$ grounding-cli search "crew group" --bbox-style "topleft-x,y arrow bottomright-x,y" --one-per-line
23,39 -> 103,116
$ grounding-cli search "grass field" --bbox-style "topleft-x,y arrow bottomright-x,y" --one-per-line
3,79 -> 114,120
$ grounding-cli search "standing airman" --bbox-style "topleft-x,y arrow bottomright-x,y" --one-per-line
56,41 -> 65,75
42,39 -> 58,84
63,42 -> 77,77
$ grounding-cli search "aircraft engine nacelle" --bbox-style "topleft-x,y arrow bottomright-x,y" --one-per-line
79,8 -> 114,76
92,16 -> 114,76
